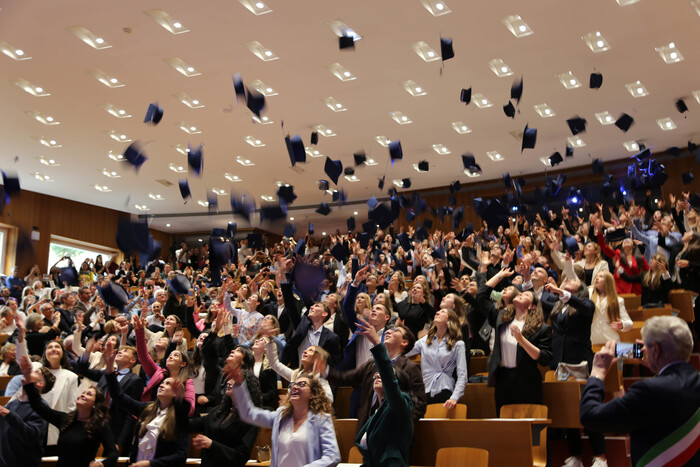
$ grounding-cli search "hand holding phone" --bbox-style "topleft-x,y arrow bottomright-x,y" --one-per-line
615,342 -> 643,359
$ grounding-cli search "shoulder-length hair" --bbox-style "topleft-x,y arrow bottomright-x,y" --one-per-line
426,310 -> 462,351
41,340 -> 71,370
62,387 -> 108,439
500,291 -> 545,338
280,373 -> 333,419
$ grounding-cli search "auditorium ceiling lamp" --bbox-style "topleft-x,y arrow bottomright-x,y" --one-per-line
94,185 -> 111,192
224,173 -> 242,182
13,79 -> 49,96
239,0 -> 272,15
102,169 -> 121,179
364,158 -> 378,166
251,113 -> 273,124
144,9 -> 189,34
197,200 -> 210,207
36,136 -> 61,148
473,93 -> 493,108
420,0 -> 451,16
163,57 -> 201,77
657,117 -> 677,131
616,0 -> 640,5
323,97 -> 347,112
432,144 -> 450,155
175,144 -> 189,156
107,150 -> 124,162
175,93 -> 205,109
107,130 -> 131,143
245,135 -> 265,147
251,79 -> 278,97
169,163 -> 187,174
567,136 -> 586,148
66,26 -> 112,50
0,40 -> 31,60
33,172 -> 53,182
391,111 -> 412,125
40,157 -> 60,167
260,195 -> 274,202
313,124 -> 336,137
489,59 -> 514,77
328,63 -> 357,81
211,188 -> 228,196
236,156 -> 255,167
595,111 -> 615,125
582,31 -> 611,53
375,136 -> 391,147
502,15 -> 533,38
540,157 -> 553,167
393,179 -> 407,188
412,41 -> 440,62
558,71 -> 581,90
693,0 -> 700,16
452,121 -> 472,134
87,70 -> 124,88
487,151 -> 504,161
100,104 -> 131,119
403,80 -> 427,97
178,121 -> 202,135
656,42 -> 684,64
325,19 -> 362,41
623,141 -> 640,152
134,204 -> 150,211
344,174 -> 360,182
626,80 -> 649,98
693,90 -> 700,104
534,104 -> 555,118
305,147 -> 323,158
242,41 -> 278,61
464,170 -> 481,178
148,193 -> 165,200
26,110 -> 60,125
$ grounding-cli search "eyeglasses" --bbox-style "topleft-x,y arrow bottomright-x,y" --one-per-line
288,380 -> 308,391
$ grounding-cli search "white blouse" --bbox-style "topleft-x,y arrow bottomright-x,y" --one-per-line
591,296 -> 633,345
137,408 -> 168,461
277,417 -> 308,467
499,319 -> 525,368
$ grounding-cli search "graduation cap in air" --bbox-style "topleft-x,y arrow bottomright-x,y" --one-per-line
347,216 -> 356,232
397,232 -> 412,252
389,140 -> 403,161
277,185 -> 297,205
549,152 -> 564,167
378,176 -> 385,190
207,191 -> 219,213
503,102 -> 515,118
688,141 -> 698,153
318,180 -> 330,191
260,204 -> 286,222
589,72 -> 603,89
567,116 -> 587,135
362,220 -> 377,237
353,151 -> 367,166
460,88 -> 471,105
167,274 -> 192,295
344,167 -> 355,177
357,232 -> 370,249
511,76 -> 523,104
440,36 -> 454,61
123,142 -> 148,170
682,172 -> 694,184
226,222 -> 237,238
503,173 -> 512,189
339,34 -> 355,50
415,225 -> 429,241
563,236 -> 579,255
453,206 -> 464,230
144,102 -> 163,125
369,202 -> 396,229
667,146 -> 681,157
423,219 -> 433,230
402,178 -> 412,189
283,223 -> 296,238
449,195 -> 457,206
676,99 -> 688,114
462,153 -> 478,172
232,73 -> 246,102
546,174 -> 566,196
324,157 -> 343,185
187,144 -> 203,175
179,179 -> 191,201
310,131 -> 319,146
522,125 -> 537,151
247,233 -> 263,250
230,193 -> 255,223
450,180 -> 461,193
566,145 -> 574,157
316,202 -> 331,216
308,223 -> 314,235
689,194 -> 700,210
2,172 -> 20,198
285,135 -> 306,167
367,196 -> 379,210
592,159 -> 604,174
615,113 -> 634,132
332,189 -> 347,206
405,210 -> 415,222
293,237 -> 306,256
99,282 -> 130,310
632,147 -> 652,161
604,228 -> 628,243
246,89 -> 266,118
417,160 -> 429,172
331,242 -> 349,262
116,219 -> 155,263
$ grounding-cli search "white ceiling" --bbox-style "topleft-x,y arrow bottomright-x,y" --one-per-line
1,0 -> 699,235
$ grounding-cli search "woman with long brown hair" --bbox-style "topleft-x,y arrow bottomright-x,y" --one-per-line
590,271 -> 632,345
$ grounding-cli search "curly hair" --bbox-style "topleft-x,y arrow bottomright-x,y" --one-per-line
500,291 -> 545,338
280,373 -> 333,419
216,369 -> 262,424
62,387 -> 109,440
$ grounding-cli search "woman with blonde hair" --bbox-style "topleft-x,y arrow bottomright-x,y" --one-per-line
590,272 -> 633,345
406,308 -> 467,408
575,242 -> 609,288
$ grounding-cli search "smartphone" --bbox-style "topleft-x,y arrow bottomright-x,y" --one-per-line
615,342 -> 643,359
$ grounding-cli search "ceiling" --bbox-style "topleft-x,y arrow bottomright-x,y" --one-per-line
1,0 -> 699,235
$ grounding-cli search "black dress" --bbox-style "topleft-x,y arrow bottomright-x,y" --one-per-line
25,384 -> 118,467
396,301 -> 434,337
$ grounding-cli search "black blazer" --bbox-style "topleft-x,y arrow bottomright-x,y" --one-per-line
549,291 -> 595,369
188,406 -> 259,467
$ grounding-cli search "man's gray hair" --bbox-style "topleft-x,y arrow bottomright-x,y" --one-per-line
641,315 -> 693,362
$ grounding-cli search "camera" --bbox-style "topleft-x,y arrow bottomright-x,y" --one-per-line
615,342 -> 643,359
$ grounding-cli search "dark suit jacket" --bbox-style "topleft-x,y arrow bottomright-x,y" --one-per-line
580,362 -> 700,466
549,291 -> 595,369
539,290 -> 559,322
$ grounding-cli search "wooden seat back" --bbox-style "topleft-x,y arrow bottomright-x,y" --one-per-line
542,376 -> 582,428
627,306 -> 672,322
500,404 -> 548,467
435,447 -> 489,467
424,403 -> 467,419
620,293 -> 641,311
670,290 -> 697,323
459,383 -> 496,419
0,375 -> 12,393
348,446 -> 362,463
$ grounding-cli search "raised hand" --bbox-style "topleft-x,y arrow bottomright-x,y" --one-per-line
132,314 -> 144,331
103,339 -> 117,373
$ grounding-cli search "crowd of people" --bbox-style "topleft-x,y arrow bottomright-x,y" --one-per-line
0,190 -> 698,467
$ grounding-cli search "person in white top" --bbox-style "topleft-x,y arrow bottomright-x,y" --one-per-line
590,272 -> 633,345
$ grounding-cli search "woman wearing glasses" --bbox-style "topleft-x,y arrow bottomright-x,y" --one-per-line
225,361 -> 340,467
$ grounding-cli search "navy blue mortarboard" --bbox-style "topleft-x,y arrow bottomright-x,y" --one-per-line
503,173 -> 512,189
99,282 -> 129,309
246,233 -> 263,250
511,76 -> 523,104
308,223 -> 314,235
318,180 -> 330,191
246,89 -> 266,119
549,152 -> 564,166
453,206 -> 464,230
462,153 -> 477,171
378,176 -> 385,190
423,219 -> 433,230
332,189 -> 347,205
632,148 -> 651,161
167,274 -> 192,295
1,172 -> 20,197
389,140 -> 403,161
232,73 -> 245,102
358,232 -> 370,249
402,178 -> 412,189
369,202 -> 396,229
397,232 -> 411,252
116,219 -> 152,260
566,145 -> 574,157
418,160 -> 429,172
347,217 -> 356,232
353,151 -> 367,166
563,236 -> 579,255
367,196 -> 379,210
449,195 -> 456,206
567,116 -> 587,135
260,204 -> 286,222
667,146 -> 681,157
187,144 -> 203,175
59,266 -> 79,287
331,242 -> 349,262
405,210 -> 415,222
592,159 -> 604,174
605,228 -> 628,243
589,72 -> 603,89
324,157 -> 343,185
206,191 -> 219,212
179,179 -> 191,201
344,167 -> 355,177
522,125 -> 537,151
123,142 -> 147,169
362,220 -> 376,237
688,141 -> 698,153
277,185 -> 297,205
450,180 -> 461,193
310,131 -> 319,145
415,225 -> 429,241
283,223 -> 296,238
316,202 -> 331,216
440,37 -> 454,61
689,194 -> 700,210
676,99 -> 688,114
226,222 -> 237,238
339,35 -> 355,50
615,113 -> 634,132
286,134 -> 306,167
682,172 -> 694,184
230,193 -> 255,223
503,102 -> 515,118
293,237 -> 306,256
144,103 -> 163,125
460,88 -> 471,105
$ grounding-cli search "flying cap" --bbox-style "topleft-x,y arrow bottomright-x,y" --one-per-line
232,73 -> 245,102
589,72 -> 603,89
324,157 -> 343,185
522,125 -> 537,151
144,102 -> 163,124
676,99 -> 688,114
187,144 -> 203,175
310,131 -> 319,145
402,178 -> 412,189
246,89 -> 266,118
230,193 -> 255,223
615,113 -> 634,132
339,35 -> 355,50
99,282 -> 130,309
226,222 -> 237,238
330,242 -> 349,262
549,152 -> 563,166
511,76 -> 523,104
566,145 -> 574,157
1,172 -> 20,197
277,185 -> 297,205
353,151 -> 367,166
316,202 -> 331,216
259,204 -> 286,222
592,159 -> 604,174
460,88 -> 471,105
503,102 -> 515,118
347,216 -> 356,232
440,37 -> 454,61
389,140 -> 403,161
179,179 -> 191,201
566,116 -> 587,135
318,180 -> 329,191
167,274 -> 192,295
283,223 -> 296,238
123,142 -> 148,170
286,134 -> 306,167
397,232 -> 411,251
417,160 -> 429,172
308,223 -> 314,235
682,172 -> 694,184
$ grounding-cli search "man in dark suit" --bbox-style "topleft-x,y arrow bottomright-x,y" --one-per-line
75,343 -> 145,453
580,316 -> 700,466
326,324 -> 427,433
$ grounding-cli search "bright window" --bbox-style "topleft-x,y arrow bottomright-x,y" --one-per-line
47,235 -> 119,272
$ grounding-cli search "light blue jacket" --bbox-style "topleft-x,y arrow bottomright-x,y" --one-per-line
232,381 -> 340,467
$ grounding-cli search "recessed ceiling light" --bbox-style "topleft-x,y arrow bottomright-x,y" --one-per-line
174,144 -> 189,156
432,144 -> 450,155
693,90 -> 700,104
452,121 -> 472,134
66,26 -> 112,49
464,170 -> 481,178
473,93 -> 493,108
134,204 -> 150,211
502,15 -> 533,38
174,92 -> 205,109
539,157 -> 553,167
344,174 -> 360,182
87,70 -> 125,88
12,79 -> 50,97
242,41 -> 278,61
655,42 -> 684,64
33,172 -> 53,182
178,121 -> 202,135
239,0 -> 273,15
534,104 -> 555,118
236,156 -> 255,167
489,58 -> 514,77
211,188 -> 228,196
625,80 -> 649,98
245,135 -> 265,147
305,147 -> 324,158
487,151 -> 504,161
251,113 -> 273,125
623,141 -> 640,152
197,200 -> 210,207
164,57 -> 201,77
323,97 -> 347,112
166,224 -> 171,227
364,158 -> 378,166
582,31 -> 611,53
616,0 -> 640,5
260,195 -> 274,202
0,40 -> 31,60
328,62 -> 356,81
393,179 -> 407,188
403,80 -> 427,97
102,168 -> 121,179
693,0 -> 700,16
313,124 -> 336,137
376,136 -> 391,147
148,193 -> 164,200
657,117 -> 677,130
94,185 -> 111,192
26,110 -> 60,125
390,111 -> 412,125
595,111 -> 615,125
225,173 -> 243,182
325,19 -> 362,41
353,211 -> 358,215
412,41 -> 440,62
420,0 -> 452,16
558,71 -> 581,90
567,136 -> 586,147
169,163 -> 187,174
107,150 -> 124,162
35,137 -> 62,148
250,79 -> 278,96
100,104 -> 131,119
144,9 -> 189,34
107,130 -> 131,143
40,157 -> 59,167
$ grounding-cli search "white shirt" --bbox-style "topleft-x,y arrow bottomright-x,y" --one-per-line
299,325 -> 323,363
499,319 -> 524,368
277,417 -> 308,467
591,295 -> 633,345
137,408 -> 168,461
